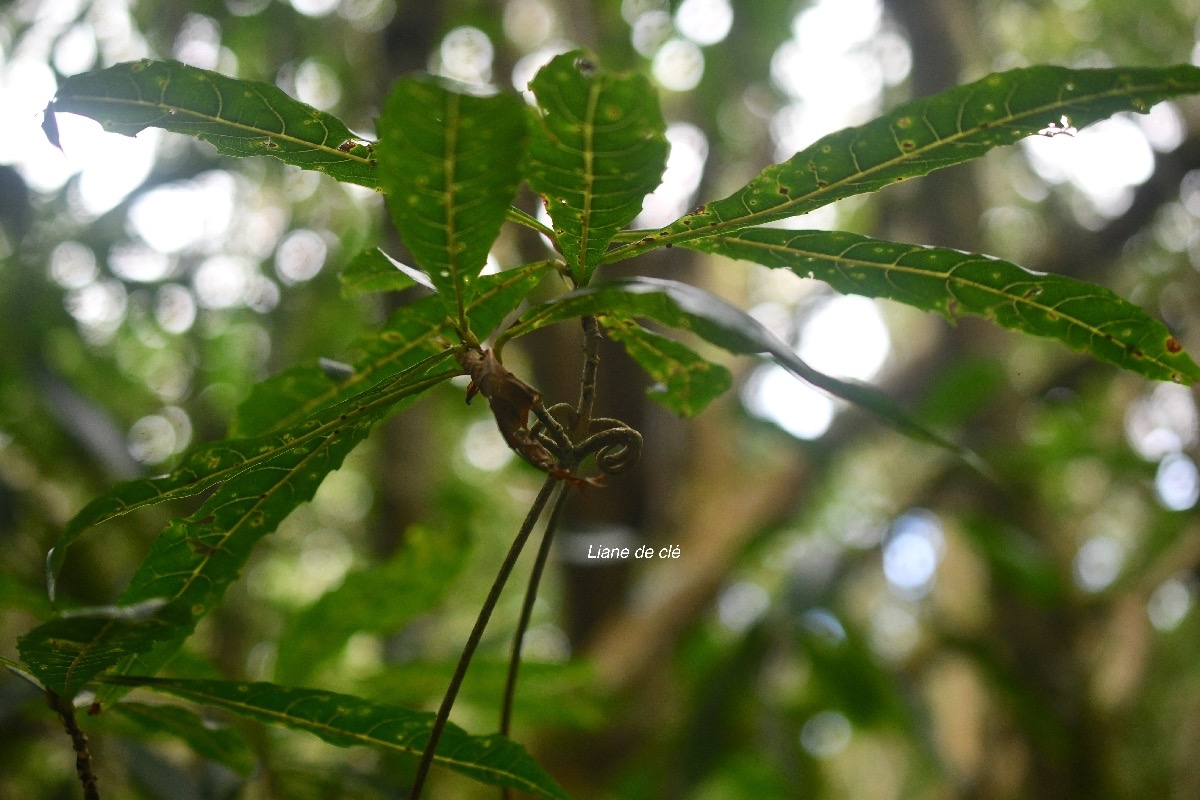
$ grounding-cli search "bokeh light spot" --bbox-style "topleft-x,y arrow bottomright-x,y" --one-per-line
128,171 -> 236,254
437,26 -> 494,86
127,414 -> 177,465
1148,577 -> 1193,632
1073,536 -> 1124,593
800,710 -> 852,758
109,243 -> 172,283
742,364 -> 835,440
155,284 -> 198,334
290,0 -> 340,18
717,580 -> 770,632
49,242 -> 98,290
503,0 -> 556,50
882,510 -> 944,596
634,121 -> 708,228
631,10 -> 673,58
274,228 -> 328,284
193,255 -> 256,308
1125,383 -> 1198,460
294,58 -> 342,110
1155,453 -> 1200,511
674,0 -> 733,46
652,38 -> 704,91
461,418 -> 515,471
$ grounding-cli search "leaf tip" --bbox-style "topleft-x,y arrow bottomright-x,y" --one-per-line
41,102 -> 62,152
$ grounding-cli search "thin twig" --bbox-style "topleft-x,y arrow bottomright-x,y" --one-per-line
408,477 -> 561,799
575,315 -> 602,434
51,691 -> 100,800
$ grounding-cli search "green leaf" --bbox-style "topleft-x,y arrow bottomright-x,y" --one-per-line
100,676 -> 571,800
49,59 -> 377,188
232,261 -> 551,437
17,599 -> 189,697
1,654 -> 46,692
339,248 -> 431,298
526,51 -> 668,283
504,277 -> 980,465
376,78 -> 528,330
688,228 -> 1200,384
603,317 -> 732,416
274,524 -> 470,685
47,350 -> 456,593
362,659 -> 606,730
94,356 -> 458,702
605,63 -> 1200,261
105,701 -> 255,777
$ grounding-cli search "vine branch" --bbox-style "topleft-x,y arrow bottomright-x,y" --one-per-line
500,485 -> 570,739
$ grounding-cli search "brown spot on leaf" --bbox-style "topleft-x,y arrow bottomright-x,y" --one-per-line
1167,336 -> 1183,354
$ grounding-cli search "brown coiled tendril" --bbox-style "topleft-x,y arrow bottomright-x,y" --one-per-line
530,402 -> 642,481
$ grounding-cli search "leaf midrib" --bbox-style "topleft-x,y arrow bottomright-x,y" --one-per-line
576,81 -> 602,279
119,681 -> 557,797
63,82 -> 375,171
728,235 -> 1183,378
601,73 -> 1188,263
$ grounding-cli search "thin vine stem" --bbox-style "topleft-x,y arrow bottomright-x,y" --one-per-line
408,477 -> 561,799
499,486 -> 569,740
575,315 -> 602,435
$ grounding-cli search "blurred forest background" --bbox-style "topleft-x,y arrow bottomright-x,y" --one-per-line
4,0 -> 1200,798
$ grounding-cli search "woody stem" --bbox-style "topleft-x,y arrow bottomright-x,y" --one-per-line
575,315 -> 602,434
52,691 -> 100,800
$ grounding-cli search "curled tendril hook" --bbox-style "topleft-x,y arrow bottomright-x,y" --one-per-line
573,419 -> 642,475
529,405 -> 642,482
